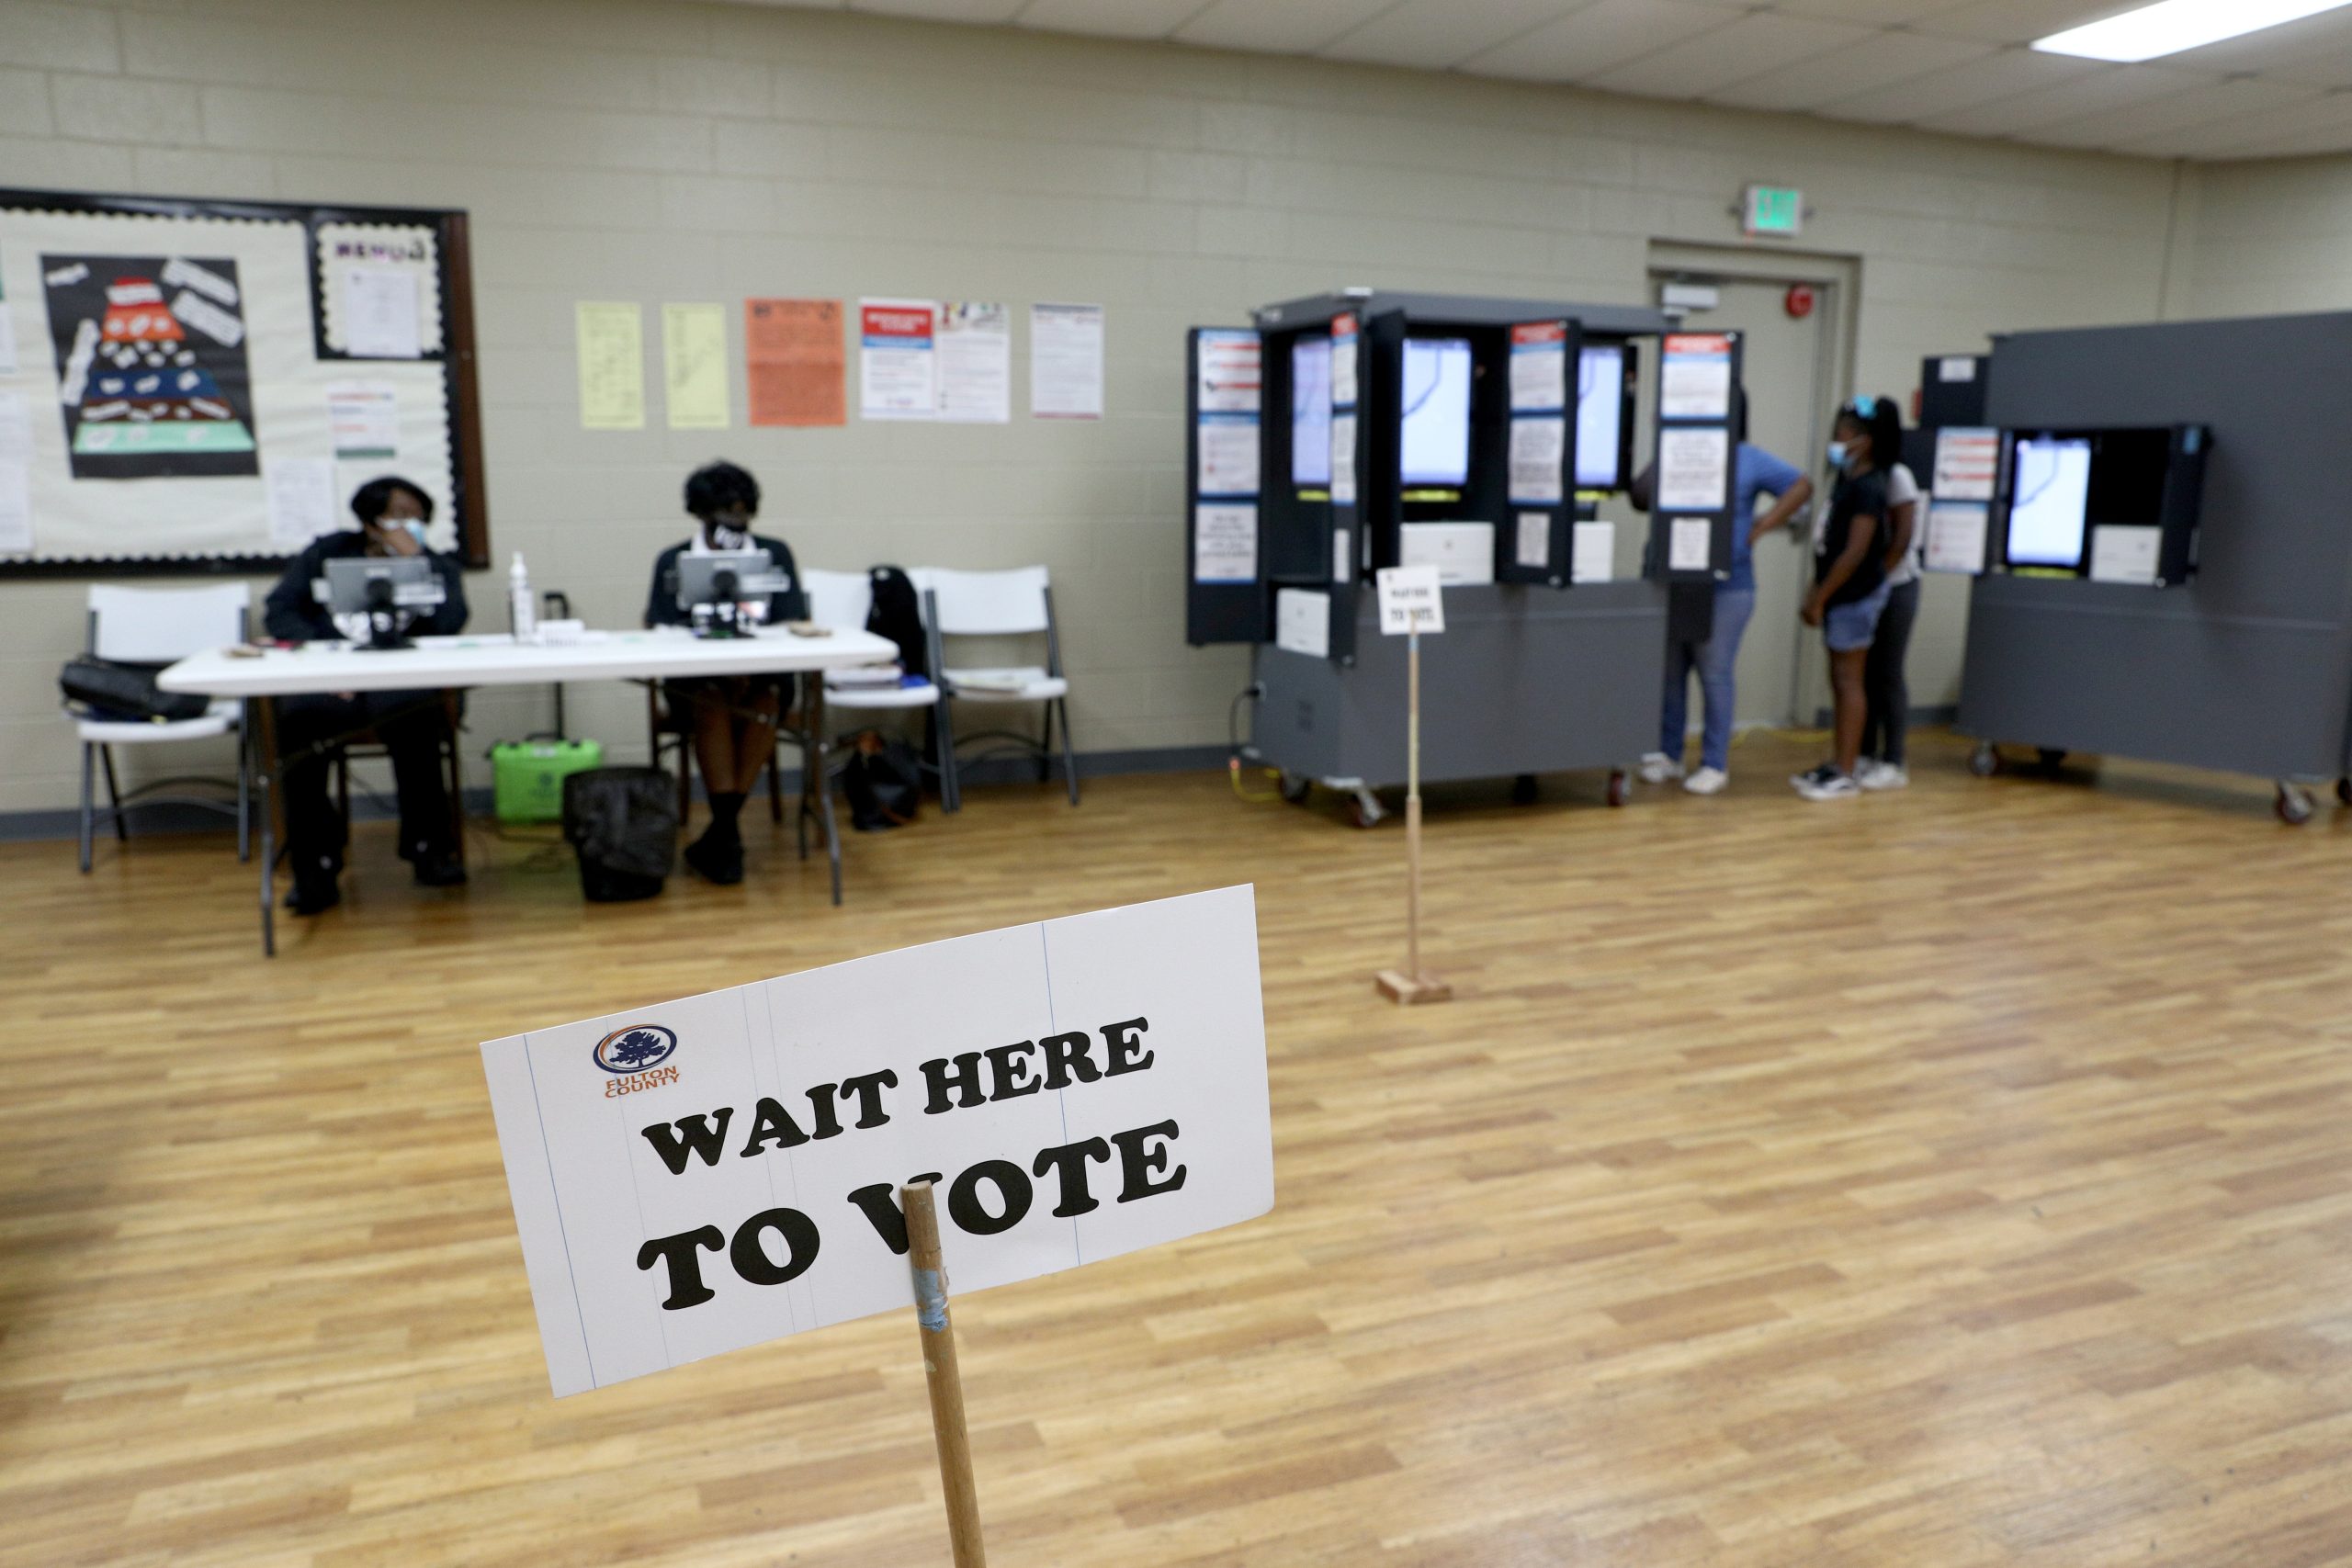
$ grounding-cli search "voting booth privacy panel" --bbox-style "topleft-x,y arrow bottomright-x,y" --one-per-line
1185,290 -> 1676,796
1955,312 -> 2352,784
0,187 -> 489,577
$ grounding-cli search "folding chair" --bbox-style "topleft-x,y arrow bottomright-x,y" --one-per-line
911,566 -> 1078,806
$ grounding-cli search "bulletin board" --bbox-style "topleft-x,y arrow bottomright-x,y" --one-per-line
0,187 -> 489,577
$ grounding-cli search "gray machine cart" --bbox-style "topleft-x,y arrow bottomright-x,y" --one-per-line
1955,312 -> 2352,823
1187,290 -> 1693,826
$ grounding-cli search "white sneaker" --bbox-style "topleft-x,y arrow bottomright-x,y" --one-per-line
1858,761 -> 1909,792
1793,766 -> 1860,801
1683,766 -> 1728,795
1638,751 -> 1684,784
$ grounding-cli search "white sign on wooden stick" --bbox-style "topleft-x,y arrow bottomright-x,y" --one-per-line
481,886 -> 1273,1397
1375,563 -> 1444,636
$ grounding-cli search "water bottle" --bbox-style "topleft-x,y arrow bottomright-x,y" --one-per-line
509,552 -> 536,641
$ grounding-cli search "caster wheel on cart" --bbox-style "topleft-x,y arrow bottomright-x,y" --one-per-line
1350,789 -> 1386,829
1968,743 -> 2002,779
2277,783 -> 2315,826
1605,769 -> 1630,808
2336,777 -> 2351,807
1510,773 -> 1539,806
2037,747 -> 2067,773
1278,772 -> 1312,805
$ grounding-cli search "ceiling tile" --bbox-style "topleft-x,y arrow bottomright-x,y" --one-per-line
1012,0 -> 1205,39
2033,77 -> 2323,149
1914,62 -> 2213,137
1173,0 -> 1403,53
1821,45 -> 2100,122
1910,0 -> 2131,48
1763,0 -> 1977,22
2164,5 -> 2352,76
1317,0 -> 1585,70
852,0 -> 1026,18
1707,29 -> 1996,113
1458,0 -> 1725,83
2120,85 -> 2352,158
1583,11 -> 1875,98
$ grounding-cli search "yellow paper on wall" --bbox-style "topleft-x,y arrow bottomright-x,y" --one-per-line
576,301 -> 645,431
662,302 -> 730,430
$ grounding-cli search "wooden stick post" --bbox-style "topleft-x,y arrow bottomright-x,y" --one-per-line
1377,626 -> 1452,1005
903,1180 -> 988,1568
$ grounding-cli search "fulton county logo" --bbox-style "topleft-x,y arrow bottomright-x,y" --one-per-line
594,1024 -> 678,1075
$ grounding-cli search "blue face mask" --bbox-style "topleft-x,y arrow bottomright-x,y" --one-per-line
1826,439 -> 1850,469
401,520 -> 427,547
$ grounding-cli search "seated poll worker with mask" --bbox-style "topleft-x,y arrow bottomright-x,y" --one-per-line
644,460 -> 808,886
261,476 -> 469,915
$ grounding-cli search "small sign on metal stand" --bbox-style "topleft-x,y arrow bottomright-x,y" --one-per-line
1373,565 -> 1453,1006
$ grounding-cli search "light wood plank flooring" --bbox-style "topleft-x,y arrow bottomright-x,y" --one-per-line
6,730 -> 2352,1566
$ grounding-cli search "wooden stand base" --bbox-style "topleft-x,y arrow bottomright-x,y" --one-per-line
1375,969 -> 1453,1005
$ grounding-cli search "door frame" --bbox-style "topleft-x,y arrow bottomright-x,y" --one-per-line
1646,241 -> 1862,726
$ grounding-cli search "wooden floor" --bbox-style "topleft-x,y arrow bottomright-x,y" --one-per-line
8,729 -> 2352,1567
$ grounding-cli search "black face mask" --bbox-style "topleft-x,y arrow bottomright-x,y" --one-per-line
706,517 -> 749,551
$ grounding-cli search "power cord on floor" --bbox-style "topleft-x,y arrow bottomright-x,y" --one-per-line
1227,681 -> 1283,802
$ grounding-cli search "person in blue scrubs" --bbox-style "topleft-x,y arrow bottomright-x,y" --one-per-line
1637,396 -> 1813,795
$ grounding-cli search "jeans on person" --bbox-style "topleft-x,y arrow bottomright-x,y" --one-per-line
1658,584 -> 1757,774
276,688 -> 455,886
1861,578 -> 1920,767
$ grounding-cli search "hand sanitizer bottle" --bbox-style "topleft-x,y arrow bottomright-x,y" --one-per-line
509,552 -> 536,641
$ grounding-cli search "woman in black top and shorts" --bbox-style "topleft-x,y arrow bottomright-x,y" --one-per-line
1792,397 -> 1898,801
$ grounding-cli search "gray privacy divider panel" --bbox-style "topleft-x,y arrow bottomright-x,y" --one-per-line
1250,581 -> 1666,790
1958,312 -> 2352,781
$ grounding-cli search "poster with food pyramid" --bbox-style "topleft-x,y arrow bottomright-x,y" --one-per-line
41,253 -> 259,479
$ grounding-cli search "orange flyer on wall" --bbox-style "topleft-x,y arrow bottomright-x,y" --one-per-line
744,298 -> 845,426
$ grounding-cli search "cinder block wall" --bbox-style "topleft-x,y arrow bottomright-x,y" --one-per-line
0,0 -> 2206,814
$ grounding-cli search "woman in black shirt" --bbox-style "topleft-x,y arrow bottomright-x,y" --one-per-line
644,460 -> 807,884
1792,397 -> 1899,800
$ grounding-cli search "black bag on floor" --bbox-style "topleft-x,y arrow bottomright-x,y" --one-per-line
842,730 -> 922,831
865,566 -> 929,679
561,766 -> 677,902
59,656 -> 210,723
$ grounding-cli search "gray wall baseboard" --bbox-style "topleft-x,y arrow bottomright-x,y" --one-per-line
0,745 -> 1231,844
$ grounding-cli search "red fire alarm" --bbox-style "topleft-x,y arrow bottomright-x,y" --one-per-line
1784,283 -> 1817,319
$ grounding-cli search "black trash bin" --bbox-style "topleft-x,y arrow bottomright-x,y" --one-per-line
561,766 -> 677,902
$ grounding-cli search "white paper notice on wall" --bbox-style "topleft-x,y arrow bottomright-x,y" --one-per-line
1030,302 -> 1102,420
2089,524 -> 2162,585
1375,563 -> 1444,636
1275,586 -> 1330,658
1193,502 -> 1257,583
1329,412 -> 1357,504
1572,520 -> 1614,583
327,381 -> 400,458
1931,427 -> 1998,502
481,887 -> 1272,1399
342,265 -> 424,359
937,300 -> 1011,423
1657,426 -> 1729,512
859,298 -> 939,420
1924,502 -> 1989,575
1508,417 -> 1565,503
1516,511 -> 1551,570
265,456 -> 337,551
1669,515 -> 1713,573
1658,333 -> 1733,419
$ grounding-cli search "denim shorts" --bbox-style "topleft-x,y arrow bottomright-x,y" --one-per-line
1824,582 -> 1891,652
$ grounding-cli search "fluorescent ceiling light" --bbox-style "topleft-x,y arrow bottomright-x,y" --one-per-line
2032,0 -> 2352,62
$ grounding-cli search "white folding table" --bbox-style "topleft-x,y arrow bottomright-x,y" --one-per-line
159,627 -> 900,954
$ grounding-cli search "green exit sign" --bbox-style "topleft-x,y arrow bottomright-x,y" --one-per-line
1742,184 -> 1804,238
